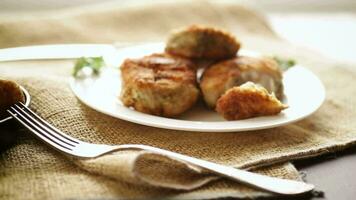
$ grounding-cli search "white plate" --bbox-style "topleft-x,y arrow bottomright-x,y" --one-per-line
70,43 -> 325,132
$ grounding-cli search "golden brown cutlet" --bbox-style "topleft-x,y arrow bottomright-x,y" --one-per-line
200,56 -> 284,108
0,79 -> 25,118
120,53 -> 199,117
216,82 -> 287,120
165,25 -> 240,60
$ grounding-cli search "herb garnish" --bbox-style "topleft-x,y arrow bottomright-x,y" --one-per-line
72,57 -> 105,77
273,56 -> 296,71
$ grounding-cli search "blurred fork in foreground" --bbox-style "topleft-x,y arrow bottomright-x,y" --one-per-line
7,102 -> 314,195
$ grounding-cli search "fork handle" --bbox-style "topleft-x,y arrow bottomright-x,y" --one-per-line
117,144 -> 314,195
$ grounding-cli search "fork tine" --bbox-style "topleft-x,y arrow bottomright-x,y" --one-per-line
18,102 -> 80,144
8,106 -> 74,154
13,104 -> 77,147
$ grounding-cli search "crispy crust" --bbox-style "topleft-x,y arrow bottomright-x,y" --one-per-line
200,56 -> 284,108
165,25 -> 240,60
0,79 -> 25,118
120,53 -> 199,117
216,82 -> 287,120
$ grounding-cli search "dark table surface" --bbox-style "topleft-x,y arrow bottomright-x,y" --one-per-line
295,147 -> 356,200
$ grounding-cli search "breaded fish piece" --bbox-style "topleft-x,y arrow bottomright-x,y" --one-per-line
0,79 -> 25,118
120,53 -> 199,117
165,25 -> 240,60
200,56 -> 284,108
216,82 -> 287,120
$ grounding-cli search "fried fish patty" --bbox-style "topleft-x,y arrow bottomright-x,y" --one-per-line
165,25 -> 240,60
120,53 -> 199,117
216,82 -> 287,120
0,79 -> 25,118
200,56 -> 284,108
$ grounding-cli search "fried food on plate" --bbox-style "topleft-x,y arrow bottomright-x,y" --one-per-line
0,79 -> 25,118
200,56 -> 284,108
216,82 -> 287,120
165,25 -> 240,60
120,53 -> 199,117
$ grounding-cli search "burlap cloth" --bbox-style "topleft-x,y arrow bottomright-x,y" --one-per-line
1,1 -> 356,199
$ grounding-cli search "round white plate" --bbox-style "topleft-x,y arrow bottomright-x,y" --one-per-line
70,43 -> 325,132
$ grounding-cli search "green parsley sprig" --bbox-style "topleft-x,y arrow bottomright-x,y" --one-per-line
272,56 -> 296,71
72,56 -> 105,77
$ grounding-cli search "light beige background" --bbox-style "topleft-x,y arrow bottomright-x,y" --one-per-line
1,0 -> 356,63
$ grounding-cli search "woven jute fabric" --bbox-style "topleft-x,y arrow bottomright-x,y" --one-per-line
0,62 -> 302,200
1,1 -> 356,199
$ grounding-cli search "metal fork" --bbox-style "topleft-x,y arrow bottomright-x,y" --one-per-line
7,102 -> 314,195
